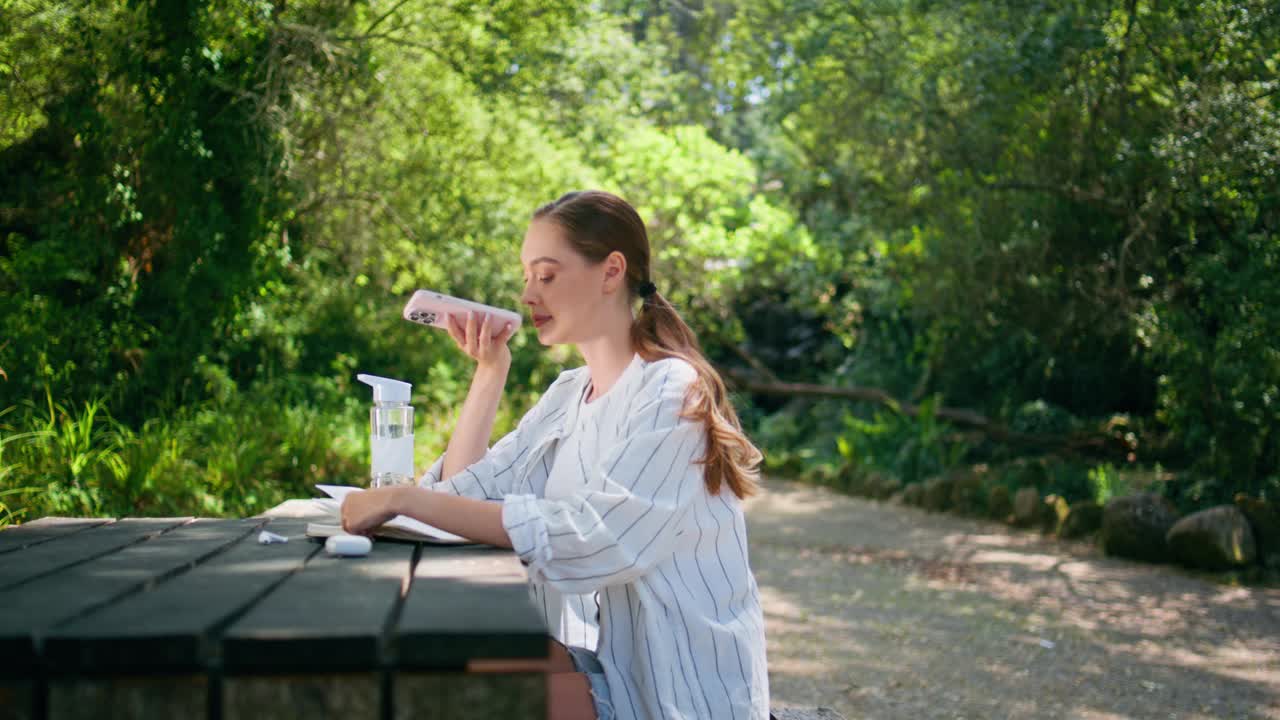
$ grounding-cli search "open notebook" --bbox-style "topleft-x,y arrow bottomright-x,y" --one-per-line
306,484 -> 470,545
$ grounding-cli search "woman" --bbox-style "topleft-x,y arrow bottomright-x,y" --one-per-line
342,190 -> 770,720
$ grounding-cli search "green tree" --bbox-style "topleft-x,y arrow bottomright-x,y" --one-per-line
722,0 -> 1279,493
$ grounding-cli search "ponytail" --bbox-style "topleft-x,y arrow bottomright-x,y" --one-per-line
631,291 -> 763,499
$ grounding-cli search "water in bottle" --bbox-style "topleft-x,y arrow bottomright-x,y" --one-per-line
356,373 -> 415,488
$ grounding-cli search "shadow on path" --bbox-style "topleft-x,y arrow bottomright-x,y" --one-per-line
745,478 -> 1280,720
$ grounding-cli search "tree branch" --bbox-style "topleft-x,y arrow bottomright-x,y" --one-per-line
720,369 -> 1133,458
362,0 -> 414,38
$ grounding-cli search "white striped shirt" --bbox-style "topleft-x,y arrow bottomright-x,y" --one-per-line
419,353 -> 769,720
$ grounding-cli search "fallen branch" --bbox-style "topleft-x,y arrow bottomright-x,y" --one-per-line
720,368 -> 1131,458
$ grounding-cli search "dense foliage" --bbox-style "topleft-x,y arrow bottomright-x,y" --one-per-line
1,0 -> 1275,524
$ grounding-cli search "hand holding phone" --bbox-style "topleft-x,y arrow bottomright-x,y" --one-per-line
403,289 -> 521,367
403,289 -> 523,334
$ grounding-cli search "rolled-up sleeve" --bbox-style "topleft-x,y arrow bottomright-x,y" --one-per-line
502,365 -> 704,594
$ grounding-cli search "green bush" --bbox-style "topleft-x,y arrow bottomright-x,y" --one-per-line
1147,230 -> 1280,500
0,386 -> 366,522
1010,401 -> 1079,436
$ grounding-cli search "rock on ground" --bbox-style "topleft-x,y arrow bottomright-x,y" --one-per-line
1059,500 -> 1103,539
746,477 -> 1280,720
1100,493 -> 1179,563
1013,487 -> 1040,527
1236,495 -> 1280,569
1167,505 -> 1257,571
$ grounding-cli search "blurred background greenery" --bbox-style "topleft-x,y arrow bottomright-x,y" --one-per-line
0,0 -> 1276,525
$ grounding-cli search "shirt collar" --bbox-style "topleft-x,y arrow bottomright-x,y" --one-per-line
562,352 -> 645,431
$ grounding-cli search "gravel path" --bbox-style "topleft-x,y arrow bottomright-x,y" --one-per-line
745,478 -> 1280,719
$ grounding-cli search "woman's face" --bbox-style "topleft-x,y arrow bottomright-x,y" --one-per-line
519,219 -> 620,346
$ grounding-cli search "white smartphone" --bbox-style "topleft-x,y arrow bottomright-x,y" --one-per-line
402,289 -> 523,336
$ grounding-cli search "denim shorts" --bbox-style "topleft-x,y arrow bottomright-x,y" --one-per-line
565,645 -> 615,720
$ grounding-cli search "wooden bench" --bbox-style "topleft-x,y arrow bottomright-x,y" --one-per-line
0,512 -> 548,719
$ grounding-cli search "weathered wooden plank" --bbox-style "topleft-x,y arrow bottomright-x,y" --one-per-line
0,518 -> 257,674
44,518 -> 319,674
221,540 -> 415,673
394,546 -> 547,669
47,675 -> 205,720
0,518 -> 113,555
223,673 -> 379,720
0,518 -> 189,590
395,673 -> 544,720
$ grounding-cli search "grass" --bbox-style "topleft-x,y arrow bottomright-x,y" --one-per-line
0,380 -> 532,528
0,388 -> 367,526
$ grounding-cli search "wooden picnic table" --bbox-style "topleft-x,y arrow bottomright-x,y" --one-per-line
0,500 -> 549,720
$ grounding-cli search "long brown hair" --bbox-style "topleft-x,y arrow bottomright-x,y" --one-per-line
533,190 -> 763,499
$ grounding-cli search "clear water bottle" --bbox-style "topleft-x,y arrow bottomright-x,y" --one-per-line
356,373 -> 415,488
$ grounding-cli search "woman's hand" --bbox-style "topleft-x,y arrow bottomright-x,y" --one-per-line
447,311 -> 516,370
341,487 -> 404,536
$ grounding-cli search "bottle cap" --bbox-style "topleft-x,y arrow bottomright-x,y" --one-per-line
356,373 -> 412,404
